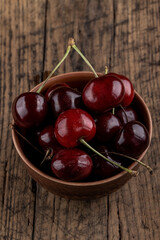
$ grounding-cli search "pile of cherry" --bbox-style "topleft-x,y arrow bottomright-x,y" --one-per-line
12,39 -> 152,182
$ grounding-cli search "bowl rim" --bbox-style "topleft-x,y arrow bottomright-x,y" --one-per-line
12,71 -> 152,187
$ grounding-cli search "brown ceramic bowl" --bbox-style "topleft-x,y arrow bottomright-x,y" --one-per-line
12,72 -> 152,200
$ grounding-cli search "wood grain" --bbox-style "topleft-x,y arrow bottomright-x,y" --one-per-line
0,0 -> 47,239
0,0 -> 160,239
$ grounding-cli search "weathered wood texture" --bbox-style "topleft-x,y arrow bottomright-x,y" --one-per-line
0,0 -> 160,239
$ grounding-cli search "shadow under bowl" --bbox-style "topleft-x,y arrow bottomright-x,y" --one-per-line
12,72 -> 152,200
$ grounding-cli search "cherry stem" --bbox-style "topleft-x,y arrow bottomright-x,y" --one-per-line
119,104 -> 129,123
104,66 -> 108,74
108,151 -> 153,175
112,108 -> 115,115
79,138 -> 138,177
69,38 -> 98,78
37,43 -> 71,93
40,149 -> 51,165
10,124 -> 44,155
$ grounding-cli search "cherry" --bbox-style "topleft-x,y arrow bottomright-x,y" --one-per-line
45,83 -> 69,101
107,73 -> 134,107
20,131 -> 53,176
50,87 -> 84,118
91,146 -> 127,180
82,75 -> 125,113
38,125 -> 63,154
54,109 -> 96,148
12,92 -> 48,129
96,112 -> 122,143
116,121 -> 149,157
51,148 -> 93,181
116,107 -> 138,125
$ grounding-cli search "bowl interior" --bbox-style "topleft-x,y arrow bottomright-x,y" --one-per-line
12,71 -> 152,188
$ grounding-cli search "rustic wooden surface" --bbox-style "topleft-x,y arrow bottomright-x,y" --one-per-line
0,0 -> 160,239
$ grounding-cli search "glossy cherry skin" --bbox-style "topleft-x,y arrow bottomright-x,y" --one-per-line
91,146 -> 123,180
38,125 -> 63,154
116,121 -> 149,157
116,107 -> 138,125
54,109 -> 96,148
107,73 -> 134,107
45,83 -> 69,101
12,92 -> 48,129
96,112 -> 122,143
50,86 -> 84,118
82,75 -> 125,113
51,149 -> 93,181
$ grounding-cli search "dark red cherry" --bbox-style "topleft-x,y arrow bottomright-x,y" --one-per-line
50,86 -> 84,118
107,73 -> 134,107
12,92 -> 48,129
38,125 -> 63,154
54,109 -> 96,148
96,112 -> 122,143
116,121 -> 149,157
45,83 -> 69,101
91,146 -> 123,180
51,148 -> 93,181
82,75 -> 125,113
116,107 -> 138,125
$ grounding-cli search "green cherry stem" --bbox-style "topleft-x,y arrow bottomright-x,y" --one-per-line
112,108 -> 115,115
37,43 -> 71,94
69,38 -> 98,78
79,138 -> 139,177
108,151 -> 153,175
104,66 -> 109,74
10,124 -> 44,155
40,149 -> 51,165
11,124 -> 54,166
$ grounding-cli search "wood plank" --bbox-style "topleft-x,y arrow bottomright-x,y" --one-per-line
108,1 -> 160,239
0,0 -> 46,239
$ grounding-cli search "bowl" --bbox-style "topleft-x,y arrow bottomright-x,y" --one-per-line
12,71 -> 152,200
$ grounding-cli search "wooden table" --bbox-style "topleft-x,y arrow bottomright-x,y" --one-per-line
0,1 -> 160,239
